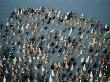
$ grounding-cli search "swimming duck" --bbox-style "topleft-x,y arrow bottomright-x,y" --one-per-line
49,75 -> 53,82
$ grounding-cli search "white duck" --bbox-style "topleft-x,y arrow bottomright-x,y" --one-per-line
34,65 -> 37,70
86,56 -> 90,63
49,75 -> 53,82
57,10 -> 61,18
67,12 -> 69,16
85,35 -> 88,39
95,52 -> 98,56
41,65 -> 45,73
99,70 -> 102,78
33,57 -> 36,60
80,33 -> 84,39
81,57 -> 84,63
13,57 -> 17,65
47,43 -> 50,49
90,71 -> 93,82
58,62 -> 61,68
28,77 -> 30,82
81,13 -> 84,17
42,54 -> 46,59
37,55 -> 40,60
3,76 -> 6,82
39,48 -> 42,56
51,70 -> 55,77
65,15 -> 67,20
69,27 -> 72,36
80,50 -> 83,55
3,56 -> 6,61
21,26 -> 24,31
13,32 -> 15,36
105,24 -> 107,29
50,28 -> 55,33
6,22 -> 9,26
60,36 -> 63,41
71,64 -> 74,71
91,29 -> 93,33
90,71 -> 93,78
5,68 -> 8,74
29,57 -> 32,63
83,64 -> 86,71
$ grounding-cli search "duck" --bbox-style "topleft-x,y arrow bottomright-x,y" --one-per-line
3,56 -> 6,61
83,64 -> 86,71
65,15 -> 67,20
71,64 -> 74,71
37,55 -> 40,60
58,62 -> 61,68
28,77 -> 30,82
86,56 -> 90,63
60,35 -> 63,41
5,68 -> 8,74
3,76 -> 6,82
47,43 -> 50,49
13,57 -> 17,65
57,10 -> 61,18
93,38 -> 96,44
89,72 -> 94,81
13,32 -> 15,36
41,65 -> 45,72
39,48 -> 42,56
21,25 -> 24,31
91,29 -> 93,33
18,56 -> 22,62
51,70 -> 55,77
6,22 -> 9,26
81,13 -> 84,17
0,60 -> 3,67
81,57 -> 84,63
80,49 -> 83,55
69,27 -> 72,36
29,57 -> 32,63
90,71 -> 93,78
49,75 -> 53,82
95,52 -> 98,56
42,54 -> 46,59
34,65 -> 38,70
50,28 -> 55,33
33,56 -> 36,60
105,24 -> 107,29
80,33 -> 84,39
99,70 -> 102,78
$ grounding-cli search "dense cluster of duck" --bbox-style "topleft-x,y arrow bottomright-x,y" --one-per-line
0,7 -> 110,82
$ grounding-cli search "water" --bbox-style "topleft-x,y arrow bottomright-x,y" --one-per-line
0,3 -> 109,82
0,0 -> 110,25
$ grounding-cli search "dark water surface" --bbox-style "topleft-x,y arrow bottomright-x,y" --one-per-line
0,0 -> 110,24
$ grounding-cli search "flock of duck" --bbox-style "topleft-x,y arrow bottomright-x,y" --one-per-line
0,7 -> 110,82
